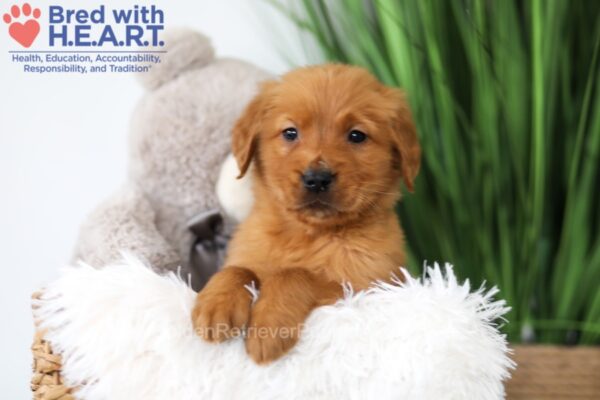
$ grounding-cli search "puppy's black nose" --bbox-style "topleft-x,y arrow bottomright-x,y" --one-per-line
302,169 -> 335,193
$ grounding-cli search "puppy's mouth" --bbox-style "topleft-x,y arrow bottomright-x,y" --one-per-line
293,196 -> 341,216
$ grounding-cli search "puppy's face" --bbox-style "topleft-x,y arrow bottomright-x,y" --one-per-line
232,65 -> 420,226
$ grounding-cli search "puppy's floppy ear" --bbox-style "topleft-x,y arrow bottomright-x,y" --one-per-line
232,81 -> 275,179
385,88 -> 421,192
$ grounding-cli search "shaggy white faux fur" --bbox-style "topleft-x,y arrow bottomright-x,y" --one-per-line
35,256 -> 514,400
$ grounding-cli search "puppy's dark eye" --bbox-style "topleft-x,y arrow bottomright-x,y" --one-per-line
282,127 -> 298,142
348,130 -> 367,144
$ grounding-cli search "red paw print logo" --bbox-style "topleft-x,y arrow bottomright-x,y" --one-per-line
3,3 -> 41,48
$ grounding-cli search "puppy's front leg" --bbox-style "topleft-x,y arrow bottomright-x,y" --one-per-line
192,266 -> 258,342
245,268 -> 342,364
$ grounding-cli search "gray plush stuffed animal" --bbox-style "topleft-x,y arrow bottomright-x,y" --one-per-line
72,28 -> 268,289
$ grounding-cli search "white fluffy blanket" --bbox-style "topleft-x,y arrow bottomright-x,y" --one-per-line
34,256 -> 514,400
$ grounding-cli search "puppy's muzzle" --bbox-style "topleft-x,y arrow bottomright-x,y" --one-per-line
302,169 -> 335,193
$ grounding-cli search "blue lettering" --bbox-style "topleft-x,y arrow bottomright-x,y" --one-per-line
97,26 -> 118,46
126,25 -> 144,46
49,5 -> 104,24
48,6 -> 64,23
49,25 -> 67,46
45,6 -> 165,48
90,6 -> 104,24
149,6 -> 164,24
112,9 -> 132,23
146,25 -> 164,46
74,25 -> 92,46
74,9 -> 88,23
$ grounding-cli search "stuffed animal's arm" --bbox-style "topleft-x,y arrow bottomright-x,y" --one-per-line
72,186 -> 182,273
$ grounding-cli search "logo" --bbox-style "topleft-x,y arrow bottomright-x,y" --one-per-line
3,3 -> 41,48
5,3 -> 166,75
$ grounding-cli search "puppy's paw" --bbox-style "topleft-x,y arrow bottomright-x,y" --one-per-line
245,306 -> 303,364
192,290 -> 251,342
245,328 -> 300,364
191,267 -> 257,343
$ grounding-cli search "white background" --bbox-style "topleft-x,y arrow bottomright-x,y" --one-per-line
0,1 -> 309,396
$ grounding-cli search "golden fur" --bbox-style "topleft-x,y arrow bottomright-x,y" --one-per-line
192,64 -> 420,364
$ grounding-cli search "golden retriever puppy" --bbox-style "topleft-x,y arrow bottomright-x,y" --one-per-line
192,64 -> 420,364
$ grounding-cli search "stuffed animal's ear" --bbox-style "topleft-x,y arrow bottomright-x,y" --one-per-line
231,81 -> 275,178
385,88 -> 421,192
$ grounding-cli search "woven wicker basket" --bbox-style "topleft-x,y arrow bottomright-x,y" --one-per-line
505,345 -> 600,399
31,292 -> 74,400
31,318 -> 600,399
31,329 -> 74,400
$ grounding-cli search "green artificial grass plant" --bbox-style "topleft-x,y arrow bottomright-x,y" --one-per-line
271,0 -> 600,344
